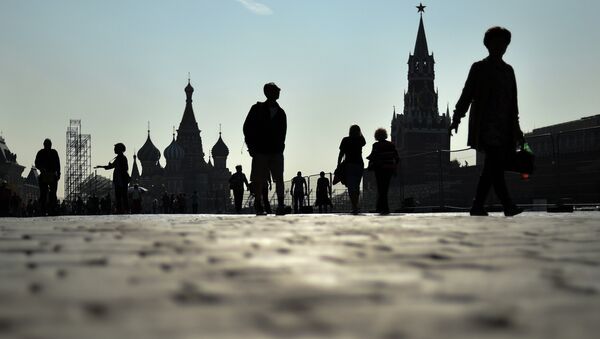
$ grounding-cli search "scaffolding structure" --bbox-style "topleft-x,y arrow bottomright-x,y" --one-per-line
65,119 -> 91,202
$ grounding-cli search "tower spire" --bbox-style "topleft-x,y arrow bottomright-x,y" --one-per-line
413,9 -> 429,57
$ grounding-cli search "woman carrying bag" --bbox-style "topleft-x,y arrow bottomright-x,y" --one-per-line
337,125 -> 366,215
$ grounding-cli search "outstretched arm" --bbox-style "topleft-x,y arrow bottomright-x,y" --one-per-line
450,63 -> 478,135
96,160 -> 114,170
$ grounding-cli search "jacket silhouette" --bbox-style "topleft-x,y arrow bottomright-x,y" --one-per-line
243,101 -> 287,155
105,154 -> 129,188
453,57 -> 524,150
35,148 -> 61,179
367,131 -> 399,215
367,140 -> 399,171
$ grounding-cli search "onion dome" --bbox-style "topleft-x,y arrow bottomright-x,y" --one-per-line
211,132 -> 229,158
164,134 -> 185,161
185,79 -> 194,96
137,130 -> 161,162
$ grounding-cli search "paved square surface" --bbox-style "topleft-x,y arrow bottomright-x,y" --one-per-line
1,213 -> 599,339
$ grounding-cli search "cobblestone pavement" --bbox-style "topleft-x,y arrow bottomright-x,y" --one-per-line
0,213 -> 599,339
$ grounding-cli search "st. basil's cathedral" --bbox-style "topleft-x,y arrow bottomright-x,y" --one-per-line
131,80 -> 232,212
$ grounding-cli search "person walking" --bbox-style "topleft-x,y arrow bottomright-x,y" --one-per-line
34,138 -> 61,216
243,82 -> 287,215
449,26 -> 524,217
315,171 -> 332,213
290,171 -> 307,213
229,165 -> 250,213
366,128 -> 399,215
95,143 -> 130,214
337,125 -> 366,214
161,191 -> 170,213
191,191 -> 199,213
0,180 -> 10,217
130,184 -> 143,214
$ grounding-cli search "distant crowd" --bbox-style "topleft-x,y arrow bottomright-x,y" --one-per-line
0,187 -> 203,217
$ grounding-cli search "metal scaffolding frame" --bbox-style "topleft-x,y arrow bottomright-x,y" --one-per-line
65,119 -> 91,202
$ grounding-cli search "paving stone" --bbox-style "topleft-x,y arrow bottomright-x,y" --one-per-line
0,213 -> 599,339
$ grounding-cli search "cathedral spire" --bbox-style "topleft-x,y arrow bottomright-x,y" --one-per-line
177,77 -> 205,169
180,77 -> 199,131
131,149 -> 140,182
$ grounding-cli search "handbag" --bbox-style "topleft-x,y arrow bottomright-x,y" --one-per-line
332,161 -> 346,185
505,142 -> 535,175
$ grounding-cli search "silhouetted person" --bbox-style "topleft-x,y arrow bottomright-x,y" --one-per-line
34,138 -> 60,216
26,199 -> 34,217
100,194 -> 111,215
338,125 -> 366,214
229,165 -> 250,213
152,198 -> 158,214
10,192 -> 21,217
130,184 -> 143,214
178,193 -> 187,213
170,194 -> 176,213
290,171 -> 307,213
91,194 -> 100,214
0,180 -> 10,217
243,82 -> 287,215
161,192 -> 170,213
315,171 -> 332,213
75,196 -> 84,215
367,128 -> 399,215
191,191 -> 199,213
449,27 -> 524,217
96,143 -> 130,214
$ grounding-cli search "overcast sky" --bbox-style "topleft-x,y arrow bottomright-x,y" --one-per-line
1,0 -> 598,198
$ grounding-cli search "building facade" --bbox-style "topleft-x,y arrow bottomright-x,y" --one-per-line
0,135 -> 40,205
